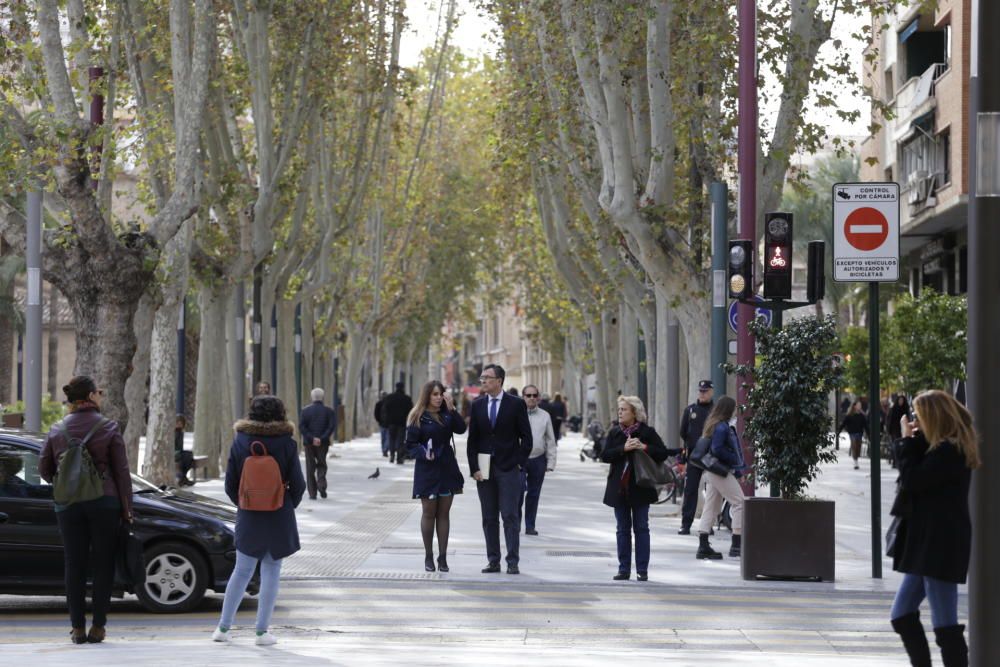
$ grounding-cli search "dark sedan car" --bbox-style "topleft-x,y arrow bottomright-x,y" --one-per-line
0,428 -> 253,613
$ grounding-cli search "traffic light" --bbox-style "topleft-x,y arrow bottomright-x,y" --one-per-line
728,239 -> 753,300
807,240 -> 826,303
763,211 -> 793,299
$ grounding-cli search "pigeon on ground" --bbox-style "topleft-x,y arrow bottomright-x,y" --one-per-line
368,467 -> 380,479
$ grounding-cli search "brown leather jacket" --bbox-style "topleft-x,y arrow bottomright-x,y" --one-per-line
39,408 -> 133,519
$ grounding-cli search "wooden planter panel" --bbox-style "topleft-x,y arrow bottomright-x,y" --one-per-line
742,497 -> 836,581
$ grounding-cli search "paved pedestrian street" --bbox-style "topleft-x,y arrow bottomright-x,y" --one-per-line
1,433 -> 950,666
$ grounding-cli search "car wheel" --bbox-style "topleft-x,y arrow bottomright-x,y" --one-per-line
135,541 -> 208,613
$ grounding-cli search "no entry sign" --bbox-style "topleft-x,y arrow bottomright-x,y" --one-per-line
832,183 -> 900,282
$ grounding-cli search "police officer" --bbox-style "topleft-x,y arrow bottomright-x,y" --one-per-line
677,380 -> 715,535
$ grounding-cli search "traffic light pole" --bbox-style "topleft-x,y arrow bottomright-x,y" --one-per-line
736,0 -> 758,495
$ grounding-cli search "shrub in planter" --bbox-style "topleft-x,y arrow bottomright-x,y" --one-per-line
732,315 -> 843,498
730,315 -> 843,580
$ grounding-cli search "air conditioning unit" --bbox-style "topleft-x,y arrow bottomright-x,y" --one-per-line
907,170 -> 929,188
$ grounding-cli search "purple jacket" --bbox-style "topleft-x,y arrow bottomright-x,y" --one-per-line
39,407 -> 133,518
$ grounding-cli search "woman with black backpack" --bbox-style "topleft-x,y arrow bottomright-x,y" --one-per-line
39,375 -> 133,645
212,395 -> 306,646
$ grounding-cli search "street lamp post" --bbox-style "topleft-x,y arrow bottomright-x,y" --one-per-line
967,0 -> 1000,662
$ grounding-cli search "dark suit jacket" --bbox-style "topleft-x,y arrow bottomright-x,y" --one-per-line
466,392 -> 533,475
299,401 -> 337,446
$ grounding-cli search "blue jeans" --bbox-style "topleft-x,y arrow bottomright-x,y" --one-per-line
614,503 -> 650,574
891,573 -> 959,628
380,428 -> 389,455
523,456 -> 547,531
219,551 -> 282,632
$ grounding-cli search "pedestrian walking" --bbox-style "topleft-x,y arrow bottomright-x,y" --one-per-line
213,395 -> 306,646
601,395 -> 669,581
521,385 -> 556,536
174,414 -> 195,486
381,382 -> 413,464
889,390 -> 979,667
838,400 -> 869,469
374,391 -> 389,457
694,396 -> 746,560
547,392 -> 568,443
466,364 -> 533,575
299,388 -> 337,500
404,381 -> 466,572
677,380 -> 714,535
39,376 -> 133,645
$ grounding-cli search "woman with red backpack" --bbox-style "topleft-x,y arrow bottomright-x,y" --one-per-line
212,395 -> 306,646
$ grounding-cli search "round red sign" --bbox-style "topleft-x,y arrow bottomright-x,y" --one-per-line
844,207 -> 889,251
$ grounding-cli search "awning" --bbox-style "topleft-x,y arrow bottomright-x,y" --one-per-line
900,18 -> 920,43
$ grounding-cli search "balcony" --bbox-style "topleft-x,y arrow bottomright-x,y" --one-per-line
892,63 -> 947,142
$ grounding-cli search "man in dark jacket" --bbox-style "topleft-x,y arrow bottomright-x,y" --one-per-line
677,380 -> 715,535
374,392 -> 389,458
381,382 -> 413,464
467,364 -> 533,574
299,388 -> 337,499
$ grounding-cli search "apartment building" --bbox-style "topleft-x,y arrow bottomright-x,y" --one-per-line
860,0 -> 970,296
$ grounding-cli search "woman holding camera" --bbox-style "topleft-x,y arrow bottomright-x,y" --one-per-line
601,395 -> 669,581
889,390 -> 979,667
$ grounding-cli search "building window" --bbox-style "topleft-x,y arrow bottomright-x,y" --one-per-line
938,129 -> 950,185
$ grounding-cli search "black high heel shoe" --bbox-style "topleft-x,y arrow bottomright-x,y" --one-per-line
424,556 -> 436,572
437,556 -> 449,573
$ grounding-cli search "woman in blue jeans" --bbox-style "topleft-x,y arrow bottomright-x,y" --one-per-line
212,395 -> 306,646
601,395 -> 670,581
890,390 -> 980,667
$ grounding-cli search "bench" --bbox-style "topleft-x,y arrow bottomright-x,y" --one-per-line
189,455 -> 209,482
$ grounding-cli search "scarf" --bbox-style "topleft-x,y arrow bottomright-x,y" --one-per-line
68,401 -> 100,413
619,422 -> 642,493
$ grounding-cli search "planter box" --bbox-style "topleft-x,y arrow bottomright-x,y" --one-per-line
2,413 -> 24,428
742,497 -> 835,581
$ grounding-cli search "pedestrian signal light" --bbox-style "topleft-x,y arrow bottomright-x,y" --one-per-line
763,212 -> 793,299
728,239 -> 753,300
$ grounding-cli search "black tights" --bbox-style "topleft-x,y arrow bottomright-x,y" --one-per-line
420,496 -> 454,560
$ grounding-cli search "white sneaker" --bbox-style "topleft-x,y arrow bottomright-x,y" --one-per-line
255,632 -> 277,646
212,627 -> 230,643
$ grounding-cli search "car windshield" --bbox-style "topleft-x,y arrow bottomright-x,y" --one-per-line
131,475 -> 162,493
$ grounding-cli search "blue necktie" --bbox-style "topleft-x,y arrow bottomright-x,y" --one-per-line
490,397 -> 498,428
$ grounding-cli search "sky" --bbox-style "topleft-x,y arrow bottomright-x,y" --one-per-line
399,0 -> 870,143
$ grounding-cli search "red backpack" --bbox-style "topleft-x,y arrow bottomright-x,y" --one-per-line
238,441 -> 286,511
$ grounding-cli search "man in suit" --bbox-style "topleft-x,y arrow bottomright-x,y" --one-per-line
299,387 -> 337,499
467,364 -> 533,574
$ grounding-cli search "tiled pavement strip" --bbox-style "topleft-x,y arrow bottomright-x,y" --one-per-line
0,431 -> 949,665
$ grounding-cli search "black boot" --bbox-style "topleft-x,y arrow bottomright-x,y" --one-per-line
729,534 -> 742,557
696,532 -> 723,560
935,625 -> 968,667
891,612 -> 932,667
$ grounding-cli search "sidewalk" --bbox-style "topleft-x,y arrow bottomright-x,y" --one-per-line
186,430 -> 907,593
2,430 -> 926,665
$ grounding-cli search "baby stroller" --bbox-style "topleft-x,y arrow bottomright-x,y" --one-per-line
580,419 -> 605,461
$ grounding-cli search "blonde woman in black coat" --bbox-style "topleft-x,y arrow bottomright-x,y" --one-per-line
889,390 -> 980,667
601,395 -> 669,581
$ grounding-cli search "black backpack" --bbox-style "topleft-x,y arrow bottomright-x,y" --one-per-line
52,418 -> 109,506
